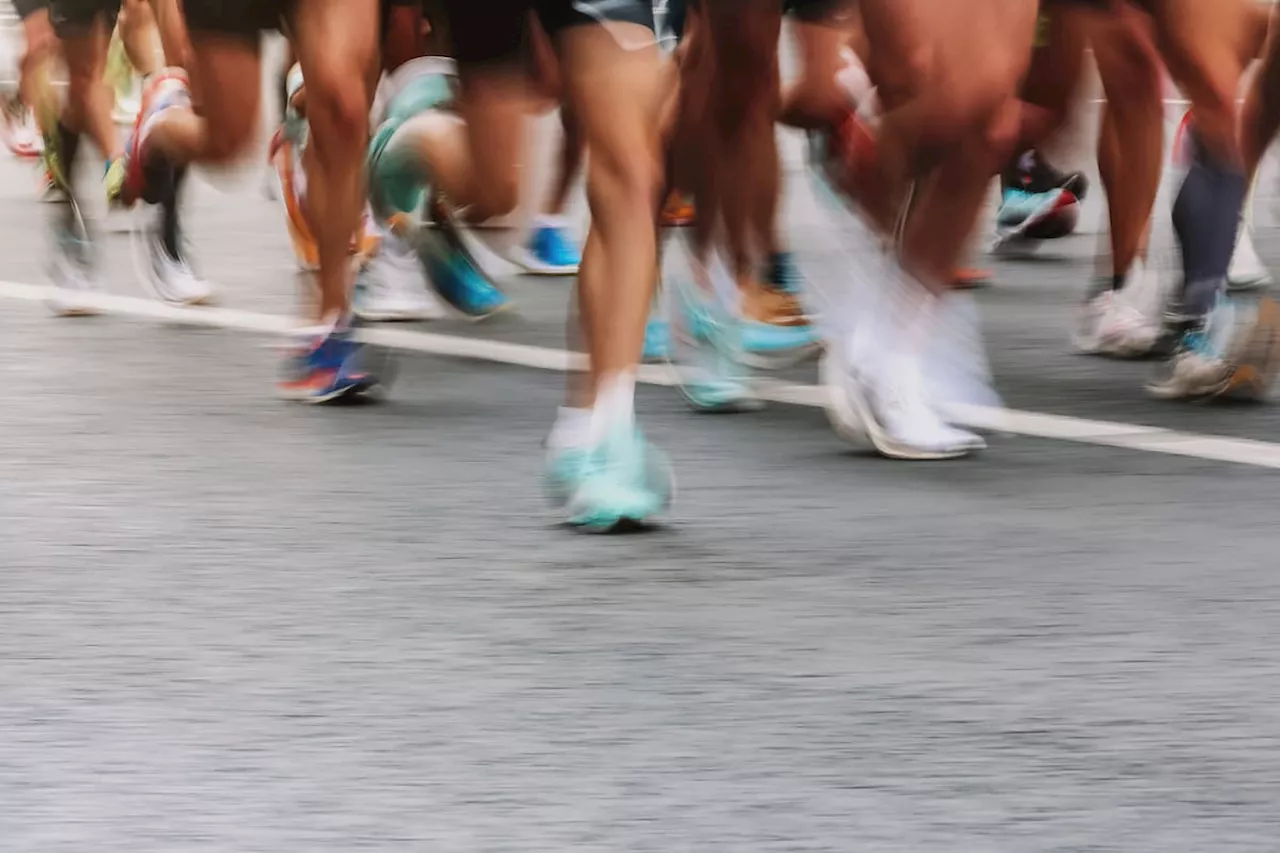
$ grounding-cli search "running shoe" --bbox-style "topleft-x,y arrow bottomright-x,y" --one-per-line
510,221 -> 581,275
992,187 -> 1078,252
1074,259 -> 1163,358
952,267 -> 992,289
144,222 -> 215,306
1147,296 -> 1280,401
660,190 -> 695,227
557,423 -> 674,531
642,316 -> 672,362
421,195 -> 510,320
278,322 -> 386,403
821,329 -> 984,460
1003,147 -> 1088,200
739,280 -> 821,367
2,92 -> 43,159
46,201 -> 101,317
670,281 -> 758,413
355,228 -> 445,322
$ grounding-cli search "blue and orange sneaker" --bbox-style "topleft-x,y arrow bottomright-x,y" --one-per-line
278,321 -> 386,403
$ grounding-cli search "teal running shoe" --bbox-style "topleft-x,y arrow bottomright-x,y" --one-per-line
671,281 -> 759,413
563,424 -> 674,531
642,316 -> 671,362
544,445 -> 591,508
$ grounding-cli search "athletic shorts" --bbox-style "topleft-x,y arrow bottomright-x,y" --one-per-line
665,0 -> 848,44
183,0 -> 401,42
445,0 -> 655,68
784,0 -> 848,24
181,0 -> 295,35
47,0 -> 118,37
12,0 -> 47,21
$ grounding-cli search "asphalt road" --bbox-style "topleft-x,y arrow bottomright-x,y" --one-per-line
2,121 -> 1280,851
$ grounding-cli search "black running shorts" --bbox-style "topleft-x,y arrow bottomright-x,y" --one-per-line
784,0 -> 850,24
445,0 -> 655,68
180,0 -> 295,35
12,0 -> 47,21
665,0 -> 848,44
47,0 -> 118,37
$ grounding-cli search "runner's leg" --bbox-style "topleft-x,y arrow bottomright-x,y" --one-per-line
1092,5 -> 1162,286
518,12 -> 585,273
54,1 -> 121,164
547,0 -> 674,526
118,0 -> 159,76
1241,2 -> 1280,179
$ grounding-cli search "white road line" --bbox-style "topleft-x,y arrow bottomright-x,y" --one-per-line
2,279 -> 1279,471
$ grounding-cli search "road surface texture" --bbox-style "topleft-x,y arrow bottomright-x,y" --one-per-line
2,112 -> 1280,851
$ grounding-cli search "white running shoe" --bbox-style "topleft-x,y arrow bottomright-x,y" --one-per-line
47,256 -> 102,317
146,231 -> 215,306
1228,225 -> 1271,291
822,331 -> 983,460
47,209 -> 101,317
1074,259 -> 1163,357
354,232 -> 445,322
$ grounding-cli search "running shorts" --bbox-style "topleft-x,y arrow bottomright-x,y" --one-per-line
183,0 -> 410,41
665,0 -> 848,44
784,0 -> 849,23
445,0 -> 655,68
12,0 -> 47,21
180,0 -> 295,35
47,0 -> 119,37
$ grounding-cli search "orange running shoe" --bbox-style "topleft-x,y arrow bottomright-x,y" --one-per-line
660,190 -> 695,227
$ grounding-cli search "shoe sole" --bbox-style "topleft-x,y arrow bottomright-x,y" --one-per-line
353,307 -> 444,323
505,246 -> 579,277
820,350 -> 973,461
279,379 -> 380,404
47,302 -> 101,318
739,339 -> 824,371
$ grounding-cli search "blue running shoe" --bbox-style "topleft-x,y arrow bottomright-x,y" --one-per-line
278,323 -> 384,403
513,223 -> 581,275
564,424 -> 674,531
642,316 -> 672,362
421,199 -> 511,320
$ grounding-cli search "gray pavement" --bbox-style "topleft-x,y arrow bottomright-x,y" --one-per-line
3,137 -> 1280,852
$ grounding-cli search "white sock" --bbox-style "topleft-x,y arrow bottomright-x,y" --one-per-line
588,372 -> 637,444
547,406 -> 592,451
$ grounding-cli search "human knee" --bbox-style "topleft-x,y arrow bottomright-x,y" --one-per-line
300,65 -> 372,156
590,135 -> 662,211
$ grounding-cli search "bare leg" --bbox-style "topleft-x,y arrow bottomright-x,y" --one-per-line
290,0 -> 379,322
1092,6 -> 1163,281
